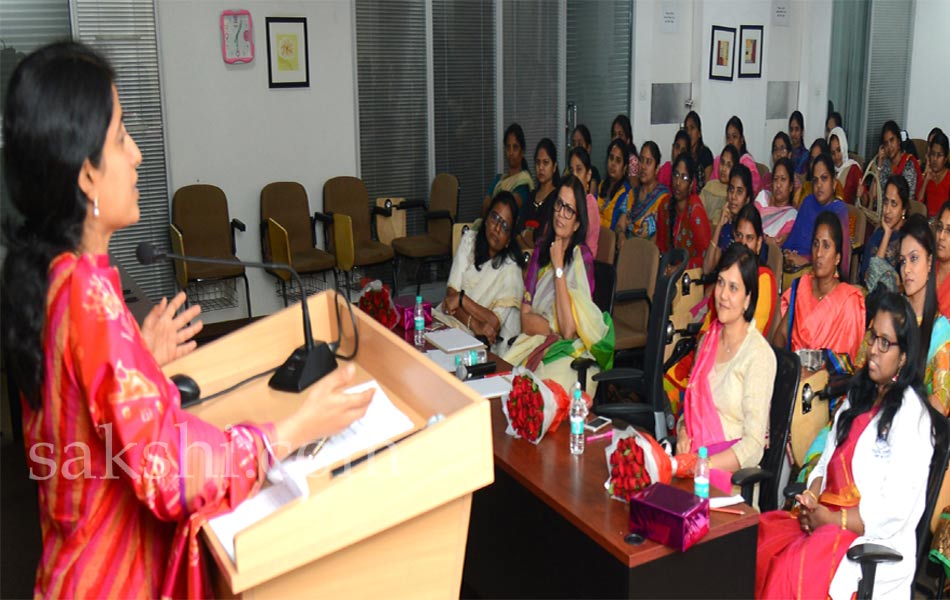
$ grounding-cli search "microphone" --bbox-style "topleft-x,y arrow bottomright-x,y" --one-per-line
136,242 -> 338,392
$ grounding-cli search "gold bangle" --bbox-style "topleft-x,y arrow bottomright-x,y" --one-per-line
841,508 -> 848,530
803,489 -> 818,503
467,314 -> 473,330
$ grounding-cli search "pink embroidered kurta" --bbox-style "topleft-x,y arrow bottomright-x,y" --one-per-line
25,252 -> 273,598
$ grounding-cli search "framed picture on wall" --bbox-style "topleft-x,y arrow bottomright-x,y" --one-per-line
709,26 -> 736,81
738,25 -> 764,78
265,17 -> 309,88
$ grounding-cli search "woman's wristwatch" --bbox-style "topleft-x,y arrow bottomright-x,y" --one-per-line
458,289 -> 465,309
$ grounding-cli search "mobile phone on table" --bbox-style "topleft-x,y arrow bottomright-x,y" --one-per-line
584,416 -> 612,433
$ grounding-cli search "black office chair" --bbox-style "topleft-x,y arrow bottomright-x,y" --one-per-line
590,248 -> 688,441
847,404 -> 950,599
731,346 -> 801,512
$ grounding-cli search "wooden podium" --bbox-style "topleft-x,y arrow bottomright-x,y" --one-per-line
163,291 -> 494,598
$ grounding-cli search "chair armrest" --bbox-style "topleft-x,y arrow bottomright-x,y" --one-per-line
372,204 -> 393,218
397,199 -> 426,211
783,481 -> 806,499
615,288 -> 650,305
592,367 -> 644,383
313,211 -> 334,225
732,467 -> 774,488
571,357 -> 596,371
846,543 -> 902,564
425,210 -> 453,223
231,218 -> 246,233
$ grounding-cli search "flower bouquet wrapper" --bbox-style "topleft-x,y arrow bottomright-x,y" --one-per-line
357,280 -> 398,330
393,294 -> 433,330
603,426 -> 673,503
501,367 -> 569,444
628,483 -> 710,552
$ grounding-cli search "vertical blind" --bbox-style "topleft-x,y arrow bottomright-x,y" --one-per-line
72,0 -> 175,302
502,0 -> 559,179
862,0 -> 914,159
355,0 -> 429,236
566,0 -> 632,169
432,0 -> 496,223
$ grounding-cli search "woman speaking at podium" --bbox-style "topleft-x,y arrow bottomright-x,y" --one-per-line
0,42 -> 374,598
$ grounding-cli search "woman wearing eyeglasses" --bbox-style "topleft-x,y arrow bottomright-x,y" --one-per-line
757,292 -> 933,600
503,176 -> 613,394
657,153 -> 712,270
438,192 -> 524,354
918,130 -> 949,216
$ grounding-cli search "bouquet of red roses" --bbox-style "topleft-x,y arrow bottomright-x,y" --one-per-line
501,367 -> 571,444
604,427 -> 675,503
356,279 -> 398,330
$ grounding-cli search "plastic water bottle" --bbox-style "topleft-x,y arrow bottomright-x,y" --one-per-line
569,385 -> 587,455
463,349 -> 488,366
694,446 -> 710,499
413,295 -> 425,349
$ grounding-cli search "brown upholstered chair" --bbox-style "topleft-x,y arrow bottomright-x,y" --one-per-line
171,184 -> 251,318
592,227 -> 617,314
847,204 -> 867,285
321,176 -> 395,292
390,173 -> 459,295
260,182 -> 337,305
612,237 -> 660,360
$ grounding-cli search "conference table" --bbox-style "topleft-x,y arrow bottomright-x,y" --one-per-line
461,378 -> 759,599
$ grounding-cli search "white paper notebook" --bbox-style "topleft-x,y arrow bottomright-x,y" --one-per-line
424,328 -> 484,353
206,379 -> 414,563
465,374 -> 513,398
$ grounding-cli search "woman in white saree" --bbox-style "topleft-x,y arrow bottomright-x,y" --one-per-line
503,175 -> 614,394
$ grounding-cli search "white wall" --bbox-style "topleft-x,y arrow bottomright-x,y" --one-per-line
158,0 -> 358,323
906,0 -> 950,139
632,0 -> 828,166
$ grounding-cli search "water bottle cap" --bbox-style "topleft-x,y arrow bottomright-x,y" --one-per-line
416,295 -> 423,302
573,388 -> 582,399
698,446 -> 708,459
454,355 -> 461,366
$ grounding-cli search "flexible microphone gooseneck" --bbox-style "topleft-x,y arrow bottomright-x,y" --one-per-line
136,242 -> 337,392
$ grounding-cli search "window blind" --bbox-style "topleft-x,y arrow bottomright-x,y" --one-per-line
502,0 -> 559,181
566,0 -> 632,169
72,0 -> 175,302
355,0 -> 429,237
433,0 -> 496,223
862,0 -> 914,159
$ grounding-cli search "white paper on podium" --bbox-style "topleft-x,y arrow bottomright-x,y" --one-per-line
206,379 -> 414,563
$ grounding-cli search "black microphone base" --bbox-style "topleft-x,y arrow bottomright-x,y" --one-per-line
269,342 -> 338,393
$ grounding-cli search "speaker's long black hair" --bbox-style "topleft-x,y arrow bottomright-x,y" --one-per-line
2,42 -> 115,409
836,292 -> 927,446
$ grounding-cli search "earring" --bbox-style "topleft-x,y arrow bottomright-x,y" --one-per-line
93,196 -> 100,218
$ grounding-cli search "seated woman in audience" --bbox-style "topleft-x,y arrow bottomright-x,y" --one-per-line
936,201 -> 950,319
757,292 -> 933,600
733,204 -> 778,335
684,110 -> 715,190
919,129 -> 950,215
675,244 -> 777,494
517,138 -> 559,251
824,111 -> 843,139
774,212 -> 866,358
567,146 -> 601,257
829,127 -> 862,204
788,110 -> 810,177
793,138 -> 842,208
712,116 -> 761,195
597,139 -> 631,231
627,142 -> 641,193
859,175 -> 909,293
701,144 -> 739,226
487,122 -> 534,209
783,154 -> 852,280
754,157 -> 798,246
860,120 -> 922,207
657,129 -> 691,190
570,124 -> 601,193
705,163 -> 759,273
760,132 -> 792,192
657,154 -> 712,270
439,192 -> 525,355
503,176 -> 612,393
611,113 -> 633,148
617,141 -> 667,243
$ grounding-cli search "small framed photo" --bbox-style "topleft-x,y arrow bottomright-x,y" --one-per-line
738,25 -> 764,78
265,17 -> 309,88
709,26 -> 736,81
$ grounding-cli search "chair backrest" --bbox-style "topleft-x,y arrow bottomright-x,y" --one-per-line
429,173 -> 459,246
614,237 -> 660,345
642,248 -> 688,438
909,199 -> 928,219
849,151 -> 864,172
261,182 -> 313,259
765,238 -> 783,294
755,162 -> 770,182
846,204 -> 867,284
592,261 -> 616,315
452,222 -> 472,256
323,176 -> 371,246
912,138 -> 929,171
915,406 -> 950,583
759,346 -> 801,512
172,184 -> 234,259
596,226 -> 617,265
